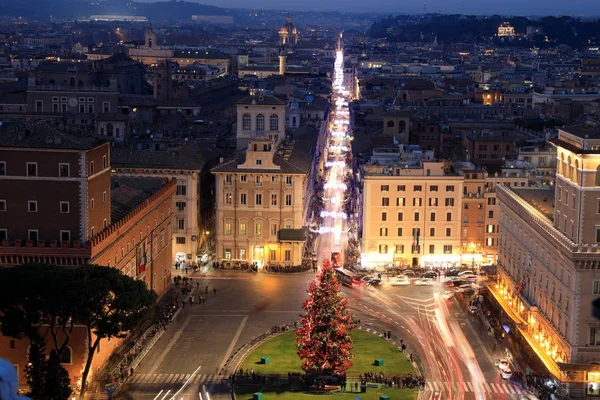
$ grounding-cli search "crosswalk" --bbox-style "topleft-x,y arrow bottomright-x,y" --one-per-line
426,381 -> 528,395
128,373 -> 218,386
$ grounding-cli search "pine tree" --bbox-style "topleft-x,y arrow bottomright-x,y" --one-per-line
296,260 -> 355,376
25,339 -> 47,399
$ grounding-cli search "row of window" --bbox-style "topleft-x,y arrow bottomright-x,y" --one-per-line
0,157 -> 107,177
0,228 -> 71,244
381,211 -> 454,222
224,192 -> 293,207
225,174 -> 294,185
0,199 -> 83,213
224,220 -> 292,236
241,114 -> 279,132
380,184 -> 456,192
381,197 -> 456,207
223,247 -> 292,262
379,226 -> 454,237
378,244 -> 454,254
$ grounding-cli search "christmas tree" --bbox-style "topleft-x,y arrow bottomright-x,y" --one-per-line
296,260 -> 355,375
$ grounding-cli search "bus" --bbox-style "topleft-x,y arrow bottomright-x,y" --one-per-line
334,268 -> 363,288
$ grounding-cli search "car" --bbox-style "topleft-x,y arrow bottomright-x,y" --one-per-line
367,278 -> 382,286
495,359 -> 510,371
445,269 -> 461,277
458,270 -> 476,277
415,278 -> 434,286
402,270 -> 417,277
468,306 -> 478,314
391,276 -> 411,286
422,271 -> 437,279
500,368 -> 513,380
442,290 -> 454,299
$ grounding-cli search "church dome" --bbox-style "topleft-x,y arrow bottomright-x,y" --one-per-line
280,15 -> 297,35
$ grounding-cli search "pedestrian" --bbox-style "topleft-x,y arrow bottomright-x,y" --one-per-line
190,295 -> 194,304
214,287 -> 217,295
205,286 -> 209,295
354,382 -> 358,392
198,296 -> 201,304
197,282 -> 200,289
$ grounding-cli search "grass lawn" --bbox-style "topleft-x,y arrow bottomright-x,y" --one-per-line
238,329 -> 414,377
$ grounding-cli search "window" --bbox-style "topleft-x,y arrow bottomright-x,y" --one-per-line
487,197 -> 496,205
90,198 -> 95,210
26,162 -> 37,177
271,194 -> 278,206
413,198 -> 422,206
225,193 -> 233,205
240,248 -> 246,259
443,245 -> 452,254
446,185 -> 455,192
379,244 -> 388,254
270,114 -> 279,131
429,227 -> 435,236
488,211 -> 494,218
225,174 -> 232,184
414,212 -> 420,221
224,248 -> 232,260
487,224 -> 495,233
594,280 -> 600,294
446,212 -> 452,222
225,222 -> 232,235
271,224 -> 278,236
286,176 -> 293,186
429,245 -> 435,254
381,185 -> 389,191
430,212 -> 436,221
596,228 -> 600,243
429,198 -> 438,206
240,193 -> 247,205
176,185 -> 187,195
397,212 -> 403,221
58,163 -> 70,177
176,201 -> 186,211
445,198 -> 454,206
382,212 -> 387,221
486,237 -> 494,246
284,250 -> 291,261
396,197 -> 405,206
89,161 -> 95,175
464,203 -> 469,210
255,223 -> 262,235
60,201 -> 70,213
590,327 -> 600,346
28,230 -> 38,243
255,175 -> 262,185
411,245 -> 421,254
430,185 -> 438,192
397,227 -> 403,236
256,159 -> 262,166
270,250 -> 277,260
0,161 -> 5,175
28,201 -> 37,212
102,155 -> 107,169
256,114 -> 265,131
414,185 -> 422,191
242,114 -> 251,131
380,227 -> 388,236
446,227 -> 452,237
285,194 -> 292,206
256,193 -> 262,205
382,197 -> 389,206
397,185 -> 406,191
177,218 -> 185,230
60,230 -> 70,243
241,175 -> 247,182
0,200 -> 5,211
240,222 -> 247,235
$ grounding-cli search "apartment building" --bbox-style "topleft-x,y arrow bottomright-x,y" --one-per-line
492,124 -> 600,397
361,160 -> 464,268
236,95 -> 287,150
111,148 -> 202,265
211,137 -> 310,267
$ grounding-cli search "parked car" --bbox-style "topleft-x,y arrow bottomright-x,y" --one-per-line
458,270 -> 476,277
445,269 -> 461,277
362,276 -> 381,286
415,278 -> 434,286
422,271 -> 437,279
391,276 -> 411,286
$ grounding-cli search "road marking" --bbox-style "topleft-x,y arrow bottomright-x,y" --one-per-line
483,382 -> 491,393
160,390 -> 171,400
152,390 -> 164,400
148,317 -> 192,375
466,382 -> 473,391
169,364 -> 202,400
218,315 -> 249,372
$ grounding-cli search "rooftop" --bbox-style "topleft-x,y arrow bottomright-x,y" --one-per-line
110,176 -> 170,223
111,148 -> 203,171
0,125 -> 108,150
563,123 -> 600,139
512,187 -> 555,222
236,94 -> 287,106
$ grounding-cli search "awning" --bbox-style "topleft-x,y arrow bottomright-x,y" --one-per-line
278,228 -> 307,242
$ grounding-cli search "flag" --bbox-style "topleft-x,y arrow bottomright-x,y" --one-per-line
139,252 -> 147,273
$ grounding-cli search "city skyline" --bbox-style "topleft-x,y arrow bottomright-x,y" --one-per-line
134,0 -> 600,15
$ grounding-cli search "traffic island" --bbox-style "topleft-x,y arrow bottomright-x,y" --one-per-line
233,330 -> 418,400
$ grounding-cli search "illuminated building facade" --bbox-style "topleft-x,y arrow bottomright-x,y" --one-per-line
279,15 -> 299,46
493,124 -> 600,397
498,23 -> 516,37
361,161 -> 464,268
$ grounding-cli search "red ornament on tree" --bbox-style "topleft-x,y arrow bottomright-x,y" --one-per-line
295,260 -> 355,376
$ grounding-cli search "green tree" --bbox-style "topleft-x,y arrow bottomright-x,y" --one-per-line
24,339 -> 47,399
45,351 -> 73,400
296,260 -> 355,375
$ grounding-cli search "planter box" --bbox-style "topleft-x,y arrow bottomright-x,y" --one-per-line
26,240 -> 34,247
1,239 -> 9,247
374,358 -> 384,366
62,241 -> 70,248
14,240 -> 21,247
261,356 -> 270,364
73,240 -> 81,249
50,240 -> 58,248
39,240 -> 46,248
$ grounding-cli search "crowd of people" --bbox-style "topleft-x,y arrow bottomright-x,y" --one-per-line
358,372 -> 425,389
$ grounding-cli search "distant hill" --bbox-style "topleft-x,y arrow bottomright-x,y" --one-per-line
0,0 -> 226,21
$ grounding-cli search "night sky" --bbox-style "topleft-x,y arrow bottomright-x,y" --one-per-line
136,0 -> 600,15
